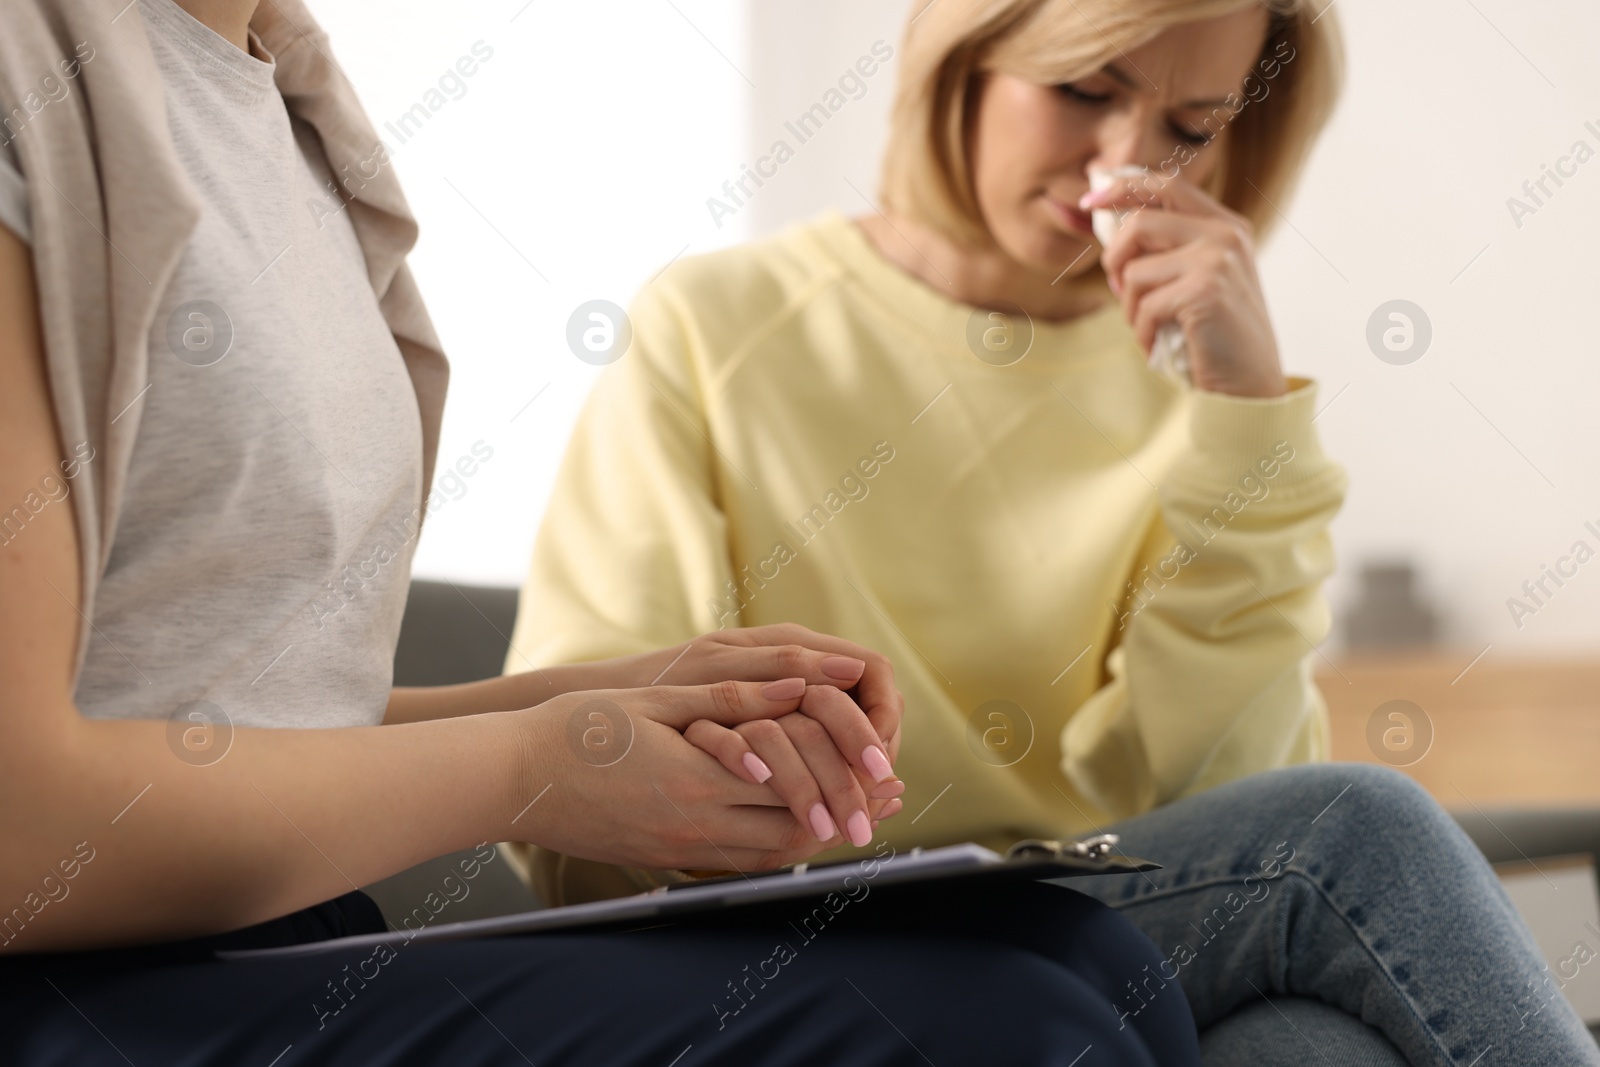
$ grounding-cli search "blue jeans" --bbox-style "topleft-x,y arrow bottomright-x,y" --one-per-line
1069,763 -> 1599,1066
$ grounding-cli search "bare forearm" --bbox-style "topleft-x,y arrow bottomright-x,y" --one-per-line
384,649 -> 668,724
0,706 -> 537,953
385,671 -> 561,724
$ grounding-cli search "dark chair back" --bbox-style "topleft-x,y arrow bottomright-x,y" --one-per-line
392,579 -> 520,687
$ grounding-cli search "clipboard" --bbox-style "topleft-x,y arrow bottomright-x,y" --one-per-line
221,835 -> 1158,961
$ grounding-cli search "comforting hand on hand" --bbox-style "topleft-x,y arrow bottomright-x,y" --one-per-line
689,683 -> 905,848
523,625 -> 906,873
621,623 -> 904,759
519,679 -> 822,872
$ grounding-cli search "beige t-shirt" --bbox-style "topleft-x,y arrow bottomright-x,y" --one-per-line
0,0 -> 423,729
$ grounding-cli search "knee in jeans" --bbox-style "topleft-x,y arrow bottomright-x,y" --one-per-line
1292,764 -> 1478,876
1272,764 -> 1439,831
1331,765 -> 1449,834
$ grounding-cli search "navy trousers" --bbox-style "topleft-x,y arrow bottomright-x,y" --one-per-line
2,878 -> 1200,1066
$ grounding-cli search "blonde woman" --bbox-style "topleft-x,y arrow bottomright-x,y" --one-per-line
507,1 -> 1598,1063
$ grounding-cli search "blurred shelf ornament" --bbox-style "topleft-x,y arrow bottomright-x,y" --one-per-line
1342,559 -> 1441,650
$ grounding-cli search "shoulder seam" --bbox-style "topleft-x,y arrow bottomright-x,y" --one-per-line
700,260 -> 846,395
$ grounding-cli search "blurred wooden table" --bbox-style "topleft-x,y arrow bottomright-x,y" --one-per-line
1316,651 -> 1600,808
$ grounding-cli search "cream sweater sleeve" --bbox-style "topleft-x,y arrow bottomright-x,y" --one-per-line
504,288 -> 735,674
1061,379 -> 1348,818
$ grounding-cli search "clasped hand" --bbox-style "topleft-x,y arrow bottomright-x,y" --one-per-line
520,625 -> 905,873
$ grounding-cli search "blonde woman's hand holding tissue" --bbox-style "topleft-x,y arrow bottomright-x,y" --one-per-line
1082,167 -> 1287,399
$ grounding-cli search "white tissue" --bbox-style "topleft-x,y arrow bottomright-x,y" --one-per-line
1088,165 -> 1190,384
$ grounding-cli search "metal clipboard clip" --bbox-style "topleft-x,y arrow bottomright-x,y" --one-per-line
1006,833 -> 1122,863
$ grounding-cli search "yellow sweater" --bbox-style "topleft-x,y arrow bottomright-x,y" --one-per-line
507,211 -> 1347,860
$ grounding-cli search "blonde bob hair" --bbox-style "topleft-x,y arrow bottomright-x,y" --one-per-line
879,0 -> 1343,249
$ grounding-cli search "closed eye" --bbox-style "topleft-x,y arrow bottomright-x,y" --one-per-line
1059,84 -> 1215,146
1056,83 -> 1113,105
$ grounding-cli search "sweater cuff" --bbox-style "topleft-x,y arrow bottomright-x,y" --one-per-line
1181,376 -> 1329,489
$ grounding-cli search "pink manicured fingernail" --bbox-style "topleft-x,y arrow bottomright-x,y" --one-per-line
881,798 -> 903,818
742,752 -> 773,783
1079,188 -> 1108,209
761,677 -> 806,700
871,779 -> 906,799
846,810 -> 872,848
862,744 -> 894,782
808,803 -> 837,842
820,655 -> 866,681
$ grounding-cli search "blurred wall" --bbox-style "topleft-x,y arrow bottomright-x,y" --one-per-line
743,0 -> 1600,656
316,0 -> 750,588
